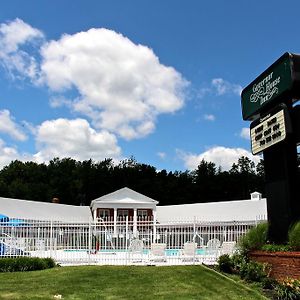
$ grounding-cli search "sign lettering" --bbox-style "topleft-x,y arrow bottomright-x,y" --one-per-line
241,52 -> 300,121
250,108 -> 288,155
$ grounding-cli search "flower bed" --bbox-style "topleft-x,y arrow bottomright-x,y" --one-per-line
249,251 -> 300,281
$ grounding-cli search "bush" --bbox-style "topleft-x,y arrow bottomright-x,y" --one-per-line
230,253 -> 248,272
0,257 -> 56,272
239,260 -> 270,283
217,254 -> 234,273
43,257 -> 56,268
238,222 -> 268,255
274,278 -> 300,300
288,221 -> 300,251
261,244 -> 291,252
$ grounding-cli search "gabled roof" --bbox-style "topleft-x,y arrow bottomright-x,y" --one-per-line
90,187 -> 158,207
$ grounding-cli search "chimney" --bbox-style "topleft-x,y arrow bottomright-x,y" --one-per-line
52,197 -> 60,204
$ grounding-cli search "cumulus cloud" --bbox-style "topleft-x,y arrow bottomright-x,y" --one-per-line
178,146 -> 260,171
39,28 -> 188,139
203,114 -> 215,121
34,118 -> 121,162
240,127 -> 250,140
0,18 -> 44,81
0,139 -> 24,169
0,110 -> 27,141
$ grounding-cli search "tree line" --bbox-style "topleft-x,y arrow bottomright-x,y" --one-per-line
0,156 -> 266,206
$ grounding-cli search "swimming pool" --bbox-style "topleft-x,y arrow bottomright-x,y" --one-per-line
64,248 -> 206,256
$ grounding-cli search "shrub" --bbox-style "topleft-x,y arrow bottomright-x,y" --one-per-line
239,260 -> 270,282
0,257 -> 56,272
217,254 -> 234,273
238,222 -> 268,256
274,278 -> 300,300
231,253 -> 247,272
261,276 -> 276,290
288,221 -> 300,251
43,257 -> 56,268
261,244 -> 291,252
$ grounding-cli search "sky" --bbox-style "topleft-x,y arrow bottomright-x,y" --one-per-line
0,0 -> 299,172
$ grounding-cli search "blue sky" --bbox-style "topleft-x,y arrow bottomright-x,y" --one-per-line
0,0 -> 299,171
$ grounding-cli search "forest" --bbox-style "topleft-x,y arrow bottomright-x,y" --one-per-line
0,156 -> 266,206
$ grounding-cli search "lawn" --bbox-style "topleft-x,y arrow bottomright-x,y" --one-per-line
0,265 -> 268,300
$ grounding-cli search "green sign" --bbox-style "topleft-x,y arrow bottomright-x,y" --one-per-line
241,53 -> 296,121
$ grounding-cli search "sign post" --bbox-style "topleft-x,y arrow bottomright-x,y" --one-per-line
241,53 -> 300,243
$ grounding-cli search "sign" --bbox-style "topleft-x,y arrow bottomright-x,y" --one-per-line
292,105 -> 300,145
250,105 -> 290,155
241,52 -> 300,121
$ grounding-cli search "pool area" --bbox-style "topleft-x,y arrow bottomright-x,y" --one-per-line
0,215 -> 255,266
63,248 -> 206,256
31,247 -> 218,266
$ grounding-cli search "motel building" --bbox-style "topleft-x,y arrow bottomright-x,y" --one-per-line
0,187 -> 268,264
0,187 -> 267,225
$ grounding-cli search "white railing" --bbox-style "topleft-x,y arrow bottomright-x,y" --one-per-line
0,216 -> 267,265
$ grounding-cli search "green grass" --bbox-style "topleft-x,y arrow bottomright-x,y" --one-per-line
0,265 -> 268,300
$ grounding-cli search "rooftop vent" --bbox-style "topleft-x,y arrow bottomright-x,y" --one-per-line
250,192 -> 262,201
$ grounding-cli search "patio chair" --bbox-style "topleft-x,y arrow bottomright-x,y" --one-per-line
181,242 -> 198,262
149,243 -> 167,263
220,241 -> 236,256
128,239 -> 144,263
205,238 -> 221,257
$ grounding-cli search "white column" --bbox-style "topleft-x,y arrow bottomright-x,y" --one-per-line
93,208 -> 97,220
133,208 -> 137,237
153,209 -> 157,243
114,208 -> 117,236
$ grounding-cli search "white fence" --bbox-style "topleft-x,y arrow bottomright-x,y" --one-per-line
0,217 -> 266,265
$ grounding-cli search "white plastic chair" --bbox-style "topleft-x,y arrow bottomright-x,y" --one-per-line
181,242 -> 198,262
149,243 -> 167,263
220,241 -> 236,256
128,239 -> 144,263
206,238 -> 221,256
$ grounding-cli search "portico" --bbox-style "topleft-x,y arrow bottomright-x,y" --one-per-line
90,187 -> 158,236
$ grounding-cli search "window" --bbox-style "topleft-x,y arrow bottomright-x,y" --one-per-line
98,209 -> 110,218
137,209 -> 148,219
137,209 -> 148,217
118,209 -> 129,217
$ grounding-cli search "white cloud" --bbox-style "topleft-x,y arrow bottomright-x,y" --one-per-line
157,152 -> 166,159
211,78 -> 242,96
240,127 -> 250,140
40,28 -> 188,140
0,110 -> 27,141
203,114 -> 215,121
34,118 -> 121,162
178,146 -> 259,171
0,18 -> 44,81
49,96 -> 73,108
197,78 -> 242,99
0,139 -> 19,169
